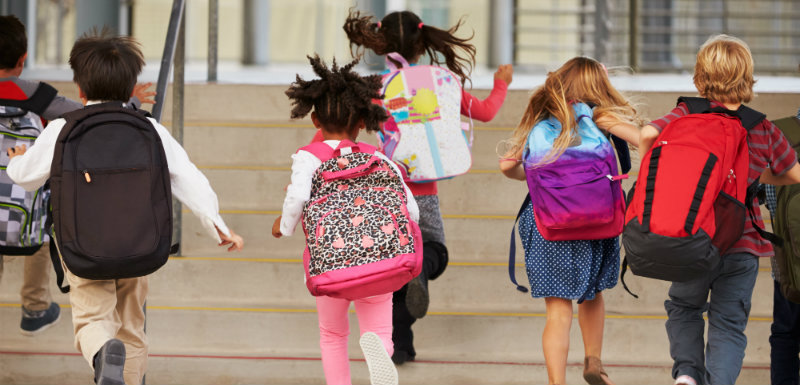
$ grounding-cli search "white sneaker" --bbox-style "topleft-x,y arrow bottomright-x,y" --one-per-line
359,332 -> 398,385
674,374 -> 697,385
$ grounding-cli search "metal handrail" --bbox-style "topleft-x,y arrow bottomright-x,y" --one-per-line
152,0 -> 186,122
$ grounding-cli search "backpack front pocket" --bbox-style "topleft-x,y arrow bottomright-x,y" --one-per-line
309,204 -> 401,276
531,163 -> 615,229
75,167 -> 158,258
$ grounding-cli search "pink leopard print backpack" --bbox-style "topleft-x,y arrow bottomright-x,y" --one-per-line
300,140 -> 422,299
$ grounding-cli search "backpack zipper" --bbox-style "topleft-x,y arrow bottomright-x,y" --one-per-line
82,170 -> 91,183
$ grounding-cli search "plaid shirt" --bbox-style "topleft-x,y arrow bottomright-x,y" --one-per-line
649,101 -> 798,258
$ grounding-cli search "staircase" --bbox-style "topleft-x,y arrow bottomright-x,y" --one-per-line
2,81 -> 792,384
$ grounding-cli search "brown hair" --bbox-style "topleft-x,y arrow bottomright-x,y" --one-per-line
285,55 -> 387,134
343,9 -> 476,85
0,15 -> 27,70
693,34 -> 755,104
508,57 -> 641,164
68,31 -> 144,102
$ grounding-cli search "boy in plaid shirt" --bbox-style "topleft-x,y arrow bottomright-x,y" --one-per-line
639,35 -> 800,385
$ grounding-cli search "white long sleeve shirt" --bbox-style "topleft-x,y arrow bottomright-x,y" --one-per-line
280,140 -> 419,236
7,101 -> 230,242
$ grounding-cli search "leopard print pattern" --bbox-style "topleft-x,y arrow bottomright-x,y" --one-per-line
303,152 -> 416,277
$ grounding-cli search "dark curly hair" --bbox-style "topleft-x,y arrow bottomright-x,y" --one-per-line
343,9 -> 476,86
286,55 -> 387,134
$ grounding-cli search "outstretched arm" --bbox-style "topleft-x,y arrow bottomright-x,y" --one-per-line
461,65 -> 512,122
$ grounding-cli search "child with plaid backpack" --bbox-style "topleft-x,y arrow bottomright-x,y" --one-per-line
272,55 -> 420,385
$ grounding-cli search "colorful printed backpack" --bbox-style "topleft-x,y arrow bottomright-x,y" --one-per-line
0,83 -> 57,256
377,52 -> 471,182
300,140 -> 422,299
622,97 -> 765,286
524,102 -> 627,241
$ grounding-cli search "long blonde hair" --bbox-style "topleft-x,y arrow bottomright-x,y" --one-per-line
507,57 -> 641,164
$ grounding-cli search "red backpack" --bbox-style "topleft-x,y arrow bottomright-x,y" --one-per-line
622,97 -> 765,287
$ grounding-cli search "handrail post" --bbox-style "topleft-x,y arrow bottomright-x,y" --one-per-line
489,0 -> 514,67
629,0 -> 638,72
171,8 -> 185,256
152,0 -> 186,122
208,0 -> 218,82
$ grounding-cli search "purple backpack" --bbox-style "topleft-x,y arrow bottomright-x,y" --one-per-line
300,140 -> 422,299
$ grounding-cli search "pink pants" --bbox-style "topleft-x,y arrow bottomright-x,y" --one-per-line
316,293 -> 394,385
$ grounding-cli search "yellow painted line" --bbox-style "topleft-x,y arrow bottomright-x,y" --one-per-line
147,305 -> 317,313
442,214 -> 515,220
168,121 -> 514,132
199,165 -> 291,171
172,256 -> 300,263
169,257 -> 522,267
0,303 -> 773,321
200,209 -> 515,220
196,165 -> 502,174
172,122 -> 315,129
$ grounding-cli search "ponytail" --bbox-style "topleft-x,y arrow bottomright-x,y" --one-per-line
343,9 -> 477,85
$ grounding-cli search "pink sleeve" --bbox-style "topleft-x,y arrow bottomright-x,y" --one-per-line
460,78 -> 509,122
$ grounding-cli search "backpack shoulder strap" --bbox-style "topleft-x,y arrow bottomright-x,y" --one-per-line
299,142 -> 335,161
677,97 -> 766,130
677,96 -> 711,114
508,195 -> 531,293
735,105 -> 767,130
0,82 -> 57,116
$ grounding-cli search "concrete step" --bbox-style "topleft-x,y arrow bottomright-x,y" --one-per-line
180,211 -> 519,263
201,168 -> 530,214
0,304 -> 771,372
0,349 -> 770,385
0,253 -> 776,318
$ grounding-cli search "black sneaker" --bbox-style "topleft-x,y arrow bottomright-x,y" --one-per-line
20,302 -> 61,336
391,349 -> 416,365
94,339 -> 126,385
405,276 -> 429,319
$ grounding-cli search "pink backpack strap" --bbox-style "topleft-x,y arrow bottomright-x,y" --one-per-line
299,142 -> 336,162
333,140 -> 376,157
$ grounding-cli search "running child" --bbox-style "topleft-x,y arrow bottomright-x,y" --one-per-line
343,8 -> 513,364
639,35 -> 800,385
271,55 -> 419,385
499,57 -> 641,385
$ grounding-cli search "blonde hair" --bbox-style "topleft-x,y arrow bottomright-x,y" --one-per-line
693,34 -> 755,104
507,57 -> 641,165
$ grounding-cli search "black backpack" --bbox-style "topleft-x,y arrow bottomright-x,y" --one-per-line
50,102 -> 173,280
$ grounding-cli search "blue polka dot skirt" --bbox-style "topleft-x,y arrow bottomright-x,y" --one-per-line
518,199 -> 619,301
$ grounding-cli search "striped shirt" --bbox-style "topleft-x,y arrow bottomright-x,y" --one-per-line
649,101 -> 798,258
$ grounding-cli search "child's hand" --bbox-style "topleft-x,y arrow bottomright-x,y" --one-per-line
132,82 -> 156,105
7,144 -> 27,160
272,216 -> 283,238
217,227 -> 244,251
494,64 -> 513,85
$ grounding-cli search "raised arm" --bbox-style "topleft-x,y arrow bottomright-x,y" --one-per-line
461,65 -> 512,122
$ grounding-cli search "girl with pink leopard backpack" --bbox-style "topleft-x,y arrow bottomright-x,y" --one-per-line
272,55 -> 420,385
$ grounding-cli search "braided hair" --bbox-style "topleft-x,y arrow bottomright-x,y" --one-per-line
343,9 -> 476,86
286,55 -> 387,133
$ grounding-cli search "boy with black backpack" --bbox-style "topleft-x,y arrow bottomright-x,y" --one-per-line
0,15 -> 154,337
636,35 -> 800,385
6,32 -> 243,385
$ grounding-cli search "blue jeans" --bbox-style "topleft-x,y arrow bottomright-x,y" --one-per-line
664,252 -> 759,385
771,279 -> 800,385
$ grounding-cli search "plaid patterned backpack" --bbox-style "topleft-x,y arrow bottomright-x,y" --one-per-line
300,140 -> 422,299
0,85 -> 55,255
